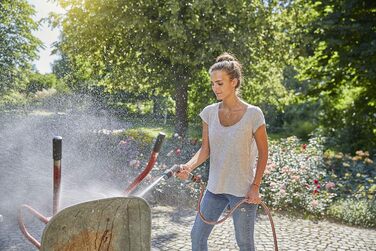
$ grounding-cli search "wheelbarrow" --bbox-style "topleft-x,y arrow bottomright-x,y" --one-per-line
18,133 -> 166,251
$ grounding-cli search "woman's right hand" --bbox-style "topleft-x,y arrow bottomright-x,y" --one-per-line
175,164 -> 191,180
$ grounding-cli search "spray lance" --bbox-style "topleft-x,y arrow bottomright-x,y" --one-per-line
162,164 -> 202,184
162,164 -> 180,179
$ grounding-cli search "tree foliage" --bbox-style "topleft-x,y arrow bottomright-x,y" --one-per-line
55,0 -> 292,135
0,0 -> 41,96
297,0 -> 376,152
26,72 -> 64,93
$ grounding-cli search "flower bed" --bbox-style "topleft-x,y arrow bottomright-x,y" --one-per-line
101,128 -> 375,227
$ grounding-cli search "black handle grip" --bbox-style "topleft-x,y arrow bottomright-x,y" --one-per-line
163,164 -> 181,179
53,136 -> 62,160
152,132 -> 166,153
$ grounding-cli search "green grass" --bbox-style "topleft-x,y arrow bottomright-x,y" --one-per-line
123,116 -> 282,141
123,116 -> 202,139
123,117 -> 175,137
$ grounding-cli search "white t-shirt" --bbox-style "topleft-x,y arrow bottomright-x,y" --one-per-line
199,102 -> 265,197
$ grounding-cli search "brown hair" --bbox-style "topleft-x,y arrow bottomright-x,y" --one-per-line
209,52 -> 243,89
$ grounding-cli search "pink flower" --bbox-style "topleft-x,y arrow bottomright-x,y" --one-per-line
270,182 -> 277,188
279,189 -> 286,196
355,150 -> 364,156
292,175 -> 300,182
316,185 -> 321,189
313,189 -> 319,194
267,162 -> 277,170
311,200 -> 319,208
352,156 -> 362,161
175,148 -> 181,156
314,179 -> 319,185
302,144 -> 307,150
325,181 -> 335,190
365,158 -> 373,164
282,166 -> 290,174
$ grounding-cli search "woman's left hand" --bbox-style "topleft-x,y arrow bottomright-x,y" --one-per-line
245,185 -> 262,204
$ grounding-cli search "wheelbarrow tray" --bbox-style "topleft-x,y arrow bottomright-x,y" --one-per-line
40,197 -> 151,251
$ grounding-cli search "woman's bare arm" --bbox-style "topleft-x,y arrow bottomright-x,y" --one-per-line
252,124 -> 268,187
176,121 -> 210,180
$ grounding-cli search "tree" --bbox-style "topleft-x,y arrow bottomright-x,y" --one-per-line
56,0 -> 293,136
0,0 -> 41,96
26,73 -> 60,93
297,0 -> 376,152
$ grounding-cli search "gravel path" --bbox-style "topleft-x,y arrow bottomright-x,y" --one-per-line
1,204 -> 375,251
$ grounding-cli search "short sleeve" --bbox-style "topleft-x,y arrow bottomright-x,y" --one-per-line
199,106 -> 210,124
252,107 -> 265,134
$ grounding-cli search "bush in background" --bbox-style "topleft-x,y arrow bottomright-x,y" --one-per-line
327,199 -> 376,228
0,90 -> 27,110
322,149 -> 375,228
81,125 -> 376,228
324,150 -> 375,201
261,136 -> 337,217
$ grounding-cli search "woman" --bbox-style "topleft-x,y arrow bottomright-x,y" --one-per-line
176,52 -> 268,251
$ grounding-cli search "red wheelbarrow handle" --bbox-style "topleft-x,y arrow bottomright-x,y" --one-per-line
18,204 -> 50,249
124,132 -> 166,195
18,136 -> 62,250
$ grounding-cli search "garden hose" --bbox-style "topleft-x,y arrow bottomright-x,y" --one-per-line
193,175 -> 279,251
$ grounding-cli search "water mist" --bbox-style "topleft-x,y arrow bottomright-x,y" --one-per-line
0,94 -> 141,250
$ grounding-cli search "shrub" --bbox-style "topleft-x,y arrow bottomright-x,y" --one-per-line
327,198 -> 376,228
324,150 -> 375,200
0,90 -> 27,109
261,136 -> 337,216
103,129 -> 204,207
97,126 -> 375,227
148,133 -> 205,207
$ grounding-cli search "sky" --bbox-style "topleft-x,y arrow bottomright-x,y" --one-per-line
27,0 -> 65,74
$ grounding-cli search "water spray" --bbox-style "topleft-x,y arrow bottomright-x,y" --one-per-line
18,132 -> 166,249
18,136 -> 62,249
135,164 -> 202,198
134,164 -> 182,197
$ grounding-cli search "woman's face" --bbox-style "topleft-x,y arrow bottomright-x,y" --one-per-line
210,70 -> 237,101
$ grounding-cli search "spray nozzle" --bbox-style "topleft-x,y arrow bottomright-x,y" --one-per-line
163,164 -> 181,179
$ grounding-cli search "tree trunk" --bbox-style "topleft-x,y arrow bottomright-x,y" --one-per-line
175,75 -> 189,137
